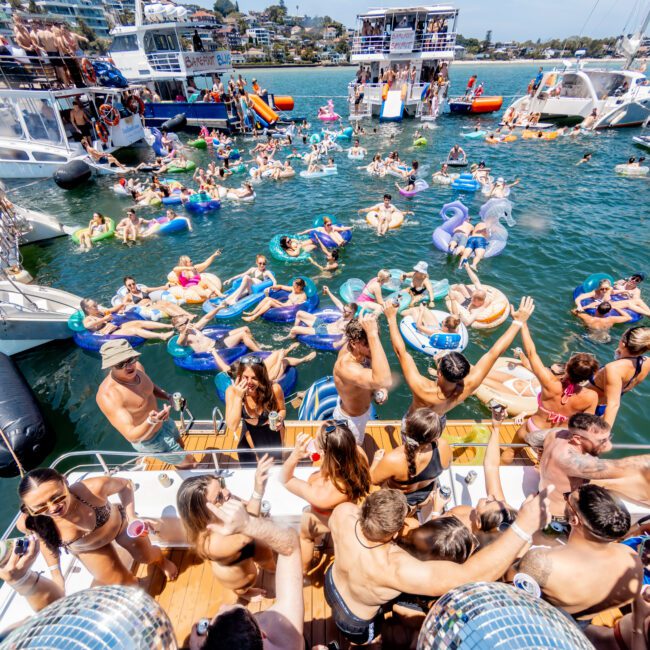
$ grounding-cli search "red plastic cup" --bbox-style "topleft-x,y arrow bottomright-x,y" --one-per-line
310,451 -> 321,462
127,519 -> 148,538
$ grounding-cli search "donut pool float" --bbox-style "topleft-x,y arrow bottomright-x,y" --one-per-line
366,210 -> 404,230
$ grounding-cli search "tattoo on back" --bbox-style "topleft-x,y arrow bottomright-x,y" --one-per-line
519,550 -> 553,588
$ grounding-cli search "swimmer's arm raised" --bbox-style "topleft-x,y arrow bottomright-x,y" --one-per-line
323,286 -> 344,311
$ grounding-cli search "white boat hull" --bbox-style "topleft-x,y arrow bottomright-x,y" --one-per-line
15,206 -> 77,244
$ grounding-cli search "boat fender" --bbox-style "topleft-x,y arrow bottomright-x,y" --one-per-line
161,114 -> 187,132
53,160 -> 92,190
0,353 -> 54,477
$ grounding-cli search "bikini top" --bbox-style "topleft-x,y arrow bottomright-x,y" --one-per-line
537,381 -> 579,425
589,356 -> 647,394
60,493 -> 114,551
131,290 -> 150,305
393,445 -> 443,486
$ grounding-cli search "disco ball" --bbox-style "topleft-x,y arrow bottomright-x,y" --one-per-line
417,582 -> 594,649
1,585 -> 177,649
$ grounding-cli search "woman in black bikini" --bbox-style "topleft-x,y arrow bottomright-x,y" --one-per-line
370,407 -> 451,509
280,421 -> 371,571
225,356 -> 286,453
176,456 -> 275,599
18,468 -> 177,589
120,275 -> 193,319
588,326 -> 650,426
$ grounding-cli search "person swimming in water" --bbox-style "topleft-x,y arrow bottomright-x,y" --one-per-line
395,160 -> 420,193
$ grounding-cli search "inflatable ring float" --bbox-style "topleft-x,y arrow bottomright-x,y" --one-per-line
67,310 -> 145,351
295,308 -> 344,351
167,160 -> 197,173
125,95 -> 145,116
413,137 -> 428,147
166,271 -> 222,304
262,277 -> 319,323
445,284 -> 509,330
214,350 -> 298,402
298,375 -> 377,421
201,278 -> 273,319
473,356 -> 541,416
572,273 -> 642,323
188,138 -> 207,149
366,210 -> 404,230
615,164 -> 649,176
399,309 -> 469,357
70,217 -> 115,245
269,233 -> 313,263
167,326 -> 248,372
398,179 -> 429,197
309,215 -> 352,248
99,104 -> 120,127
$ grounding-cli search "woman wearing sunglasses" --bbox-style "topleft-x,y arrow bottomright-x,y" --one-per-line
177,456 -> 275,600
17,468 -> 177,590
280,422 -> 371,571
225,356 -> 286,452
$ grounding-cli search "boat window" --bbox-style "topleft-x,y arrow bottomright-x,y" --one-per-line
144,32 -> 179,53
111,35 -> 139,52
0,147 -> 29,161
0,100 -> 25,140
32,151 -> 68,162
17,97 -> 62,144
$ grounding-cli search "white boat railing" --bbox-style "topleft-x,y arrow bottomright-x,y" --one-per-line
0,54 -> 85,90
347,82 -> 428,105
350,32 -> 456,56
146,52 -> 183,74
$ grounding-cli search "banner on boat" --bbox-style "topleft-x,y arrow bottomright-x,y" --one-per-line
183,50 -> 232,73
390,28 -> 415,53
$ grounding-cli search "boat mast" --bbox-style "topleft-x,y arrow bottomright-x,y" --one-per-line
622,5 -> 650,69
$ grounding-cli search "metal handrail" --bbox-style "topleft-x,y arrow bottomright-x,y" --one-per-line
350,32 -> 457,56
146,52 -> 183,73
0,53 -> 85,91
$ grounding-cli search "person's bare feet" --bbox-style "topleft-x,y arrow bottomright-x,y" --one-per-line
284,342 -> 300,354
242,315 -> 254,322
161,557 -> 179,581
161,331 -> 174,341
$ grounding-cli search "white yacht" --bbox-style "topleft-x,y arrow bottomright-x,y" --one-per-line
0,56 -> 146,179
110,2 -> 237,129
505,10 -> 650,128
348,5 -> 458,121
0,280 -> 81,356
13,204 -> 76,244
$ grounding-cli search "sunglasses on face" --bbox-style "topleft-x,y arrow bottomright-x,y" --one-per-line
27,490 -> 68,516
239,356 -> 264,366
114,357 -> 138,370
210,476 -> 228,505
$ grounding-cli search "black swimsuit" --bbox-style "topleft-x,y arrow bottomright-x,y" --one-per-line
60,494 -> 125,552
237,400 -> 282,456
393,446 -> 443,505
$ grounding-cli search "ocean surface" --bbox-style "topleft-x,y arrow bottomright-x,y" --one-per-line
2,63 -> 649,529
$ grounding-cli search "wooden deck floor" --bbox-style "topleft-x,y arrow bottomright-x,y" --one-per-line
138,419 -> 542,648
146,418 -> 532,472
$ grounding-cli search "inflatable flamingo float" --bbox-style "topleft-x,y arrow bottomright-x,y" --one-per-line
317,99 -> 340,122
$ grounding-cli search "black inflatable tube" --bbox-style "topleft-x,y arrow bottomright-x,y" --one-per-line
161,113 -> 187,132
0,353 -> 53,478
53,159 -> 92,190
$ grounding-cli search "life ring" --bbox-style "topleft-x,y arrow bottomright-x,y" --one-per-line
445,285 -> 509,330
399,309 -> 469,357
126,96 -> 145,116
95,121 -> 109,143
81,58 -> 96,85
99,104 -> 120,127
474,357 -> 541,416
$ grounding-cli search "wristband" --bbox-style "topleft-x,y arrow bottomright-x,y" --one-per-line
47,564 -> 60,572
512,320 -> 524,328
251,491 -> 263,501
146,416 -> 156,426
431,511 -> 442,517
510,522 -> 533,545
10,570 -> 36,590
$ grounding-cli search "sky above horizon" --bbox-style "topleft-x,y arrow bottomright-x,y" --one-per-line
192,0 -> 649,41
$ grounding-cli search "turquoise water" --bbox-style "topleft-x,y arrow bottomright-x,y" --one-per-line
4,63 -> 649,528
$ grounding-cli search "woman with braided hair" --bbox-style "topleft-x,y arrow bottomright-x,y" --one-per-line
370,407 -> 451,507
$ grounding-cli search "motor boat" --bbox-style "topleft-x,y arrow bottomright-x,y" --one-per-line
0,281 -> 81,355
503,9 -> 650,129
633,134 -> 650,150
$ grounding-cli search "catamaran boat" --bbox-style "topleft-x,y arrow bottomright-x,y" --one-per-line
0,280 -> 80,355
504,10 -> 650,129
348,5 -> 459,122
0,56 -> 146,179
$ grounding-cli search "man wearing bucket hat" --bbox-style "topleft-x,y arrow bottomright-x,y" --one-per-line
487,176 -> 520,199
96,339 -> 195,467
400,261 -> 437,308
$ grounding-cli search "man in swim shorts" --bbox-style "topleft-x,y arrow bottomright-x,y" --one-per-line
457,220 -> 490,270
96,339 -> 196,467
173,308 -> 261,372
448,216 -> 473,254
357,193 -> 403,236
332,314 -> 392,444
326,487 -> 552,645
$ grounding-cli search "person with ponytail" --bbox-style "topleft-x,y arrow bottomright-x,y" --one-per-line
280,421 -> 371,571
370,407 -> 451,507
588,326 -> 650,426
18,468 -> 177,589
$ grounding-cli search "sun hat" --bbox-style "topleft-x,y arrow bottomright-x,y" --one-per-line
496,177 -> 505,183
100,339 -> 140,370
413,261 -> 428,274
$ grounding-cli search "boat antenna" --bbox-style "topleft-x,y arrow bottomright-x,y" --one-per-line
559,0 -> 601,64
